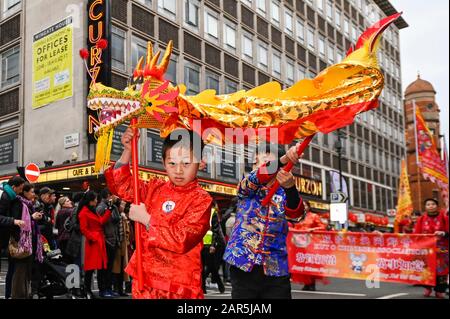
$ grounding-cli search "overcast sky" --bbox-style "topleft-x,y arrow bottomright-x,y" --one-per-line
390,0 -> 449,152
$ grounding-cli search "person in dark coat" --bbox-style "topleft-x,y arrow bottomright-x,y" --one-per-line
0,176 -> 26,299
54,196 -> 74,259
78,191 -> 112,299
35,187 -> 57,250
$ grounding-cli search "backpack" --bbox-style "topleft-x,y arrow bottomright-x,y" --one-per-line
63,207 -> 79,233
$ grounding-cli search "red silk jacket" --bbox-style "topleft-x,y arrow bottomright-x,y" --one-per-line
105,164 -> 212,299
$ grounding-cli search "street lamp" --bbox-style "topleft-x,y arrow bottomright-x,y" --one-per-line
334,129 -> 347,230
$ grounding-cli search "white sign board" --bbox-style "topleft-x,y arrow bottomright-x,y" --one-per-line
330,202 -> 348,224
64,133 -> 79,149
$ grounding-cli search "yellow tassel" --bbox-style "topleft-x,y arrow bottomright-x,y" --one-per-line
95,129 -> 114,172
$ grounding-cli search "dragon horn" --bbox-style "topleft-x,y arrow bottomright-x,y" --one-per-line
133,56 -> 144,79
146,42 -> 154,66
159,40 -> 173,73
150,50 -> 161,70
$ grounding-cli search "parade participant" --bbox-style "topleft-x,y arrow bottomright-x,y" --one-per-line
104,127 -> 213,299
414,198 -> 449,299
78,191 -> 113,299
223,143 -> 305,299
290,200 -> 328,291
399,210 -> 422,234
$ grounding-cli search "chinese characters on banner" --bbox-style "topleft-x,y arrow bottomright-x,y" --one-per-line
288,230 -> 437,286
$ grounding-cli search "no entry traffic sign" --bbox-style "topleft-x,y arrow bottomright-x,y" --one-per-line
25,163 -> 40,183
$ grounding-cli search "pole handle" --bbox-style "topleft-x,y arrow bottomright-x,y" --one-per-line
261,135 -> 314,206
130,118 -> 144,292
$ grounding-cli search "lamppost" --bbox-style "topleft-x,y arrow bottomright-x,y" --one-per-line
334,129 -> 347,230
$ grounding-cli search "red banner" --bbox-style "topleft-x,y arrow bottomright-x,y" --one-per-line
288,230 -> 437,286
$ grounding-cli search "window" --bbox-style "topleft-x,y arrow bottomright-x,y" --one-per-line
296,17 -> 305,44
285,9 -> 294,36
286,59 -> 295,85
111,26 -> 126,71
165,54 -> 178,83
205,71 -> 220,92
158,0 -> 176,17
326,1 -> 333,21
272,51 -> 281,78
337,50 -> 344,62
316,0 -> 324,13
184,61 -> 200,95
258,44 -> 268,70
319,36 -> 325,58
136,0 -> 152,8
335,9 -> 341,28
270,0 -> 280,26
344,18 -> 350,37
307,27 -> 315,50
184,0 -> 199,28
225,79 -> 238,94
242,33 -> 254,61
351,24 -> 358,42
224,21 -> 237,51
242,0 -> 252,7
298,65 -> 306,80
2,0 -> 20,16
131,37 -> 147,70
257,0 -> 266,14
327,44 -> 334,64
205,11 -> 219,40
1,46 -> 20,89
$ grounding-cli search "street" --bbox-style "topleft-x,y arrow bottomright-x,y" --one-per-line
1,259 -> 447,300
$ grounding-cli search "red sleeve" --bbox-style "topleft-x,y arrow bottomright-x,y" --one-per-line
146,192 -> 213,254
104,164 -> 156,203
256,161 -> 279,184
285,197 -> 305,219
100,209 -> 112,225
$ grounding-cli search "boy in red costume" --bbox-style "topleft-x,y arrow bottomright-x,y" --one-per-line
105,128 -> 212,299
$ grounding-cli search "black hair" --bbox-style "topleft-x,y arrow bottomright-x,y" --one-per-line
76,191 -> 98,214
100,188 -> 111,200
424,198 -> 439,206
7,176 -> 25,187
22,183 -> 34,193
412,210 -> 422,217
162,129 -> 204,162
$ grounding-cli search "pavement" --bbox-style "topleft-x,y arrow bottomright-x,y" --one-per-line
1,258 -> 448,300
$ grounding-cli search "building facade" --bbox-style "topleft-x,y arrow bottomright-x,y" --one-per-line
0,0 -> 408,223
404,75 -> 446,212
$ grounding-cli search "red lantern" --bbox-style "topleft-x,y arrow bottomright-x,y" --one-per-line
96,39 -> 109,50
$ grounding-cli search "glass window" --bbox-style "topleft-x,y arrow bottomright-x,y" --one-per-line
285,9 -> 294,36
1,46 -> 20,89
136,0 -> 152,8
335,8 -> 341,28
131,37 -> 147,70
317,0 -> 324,12
307,27 -> 315,50
2,0 -> 20,15
184,0 -> 199,28
327,44 -> 334,64
270,0 -> 280,26
286,59 -> 295,84
242,33 -> 253,61
205,11 -> 219,40
257,0 -> 266,14
242,0 -> 252,7
296,17 -> 305,43
326,1 -> 333,21
336,50 -> 344,62
225,79 -> 238,94
158,0 -> 176,17
184,61 -> 200,95
258,44 -> 268,70
205,70 -> 220,92
272,51 -> 281,77
224,21 -> 237,50
165,54 -> 178,83
319,36 -> 325,58
344,18 -> 350,37
111,26 -> 126,71
298,65 -> 306,80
